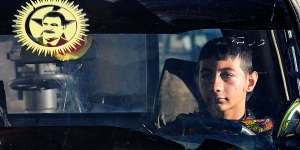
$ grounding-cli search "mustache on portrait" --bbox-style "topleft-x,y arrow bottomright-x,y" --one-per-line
43,30 -> 55,34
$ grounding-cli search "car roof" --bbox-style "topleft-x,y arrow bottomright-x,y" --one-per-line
2,0 -> 293,35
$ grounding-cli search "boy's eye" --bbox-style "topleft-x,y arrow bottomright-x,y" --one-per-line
200,72 -> 211,80
221,73 -> 233,79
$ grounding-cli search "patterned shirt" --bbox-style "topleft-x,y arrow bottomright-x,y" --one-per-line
240,110 -> 273,135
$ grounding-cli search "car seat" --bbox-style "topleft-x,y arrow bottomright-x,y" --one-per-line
153,58 -> 205,128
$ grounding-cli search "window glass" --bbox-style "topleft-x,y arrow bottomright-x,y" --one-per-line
0,30 -> 289,133
159,29 -> 222,72
2,34 -> 147,113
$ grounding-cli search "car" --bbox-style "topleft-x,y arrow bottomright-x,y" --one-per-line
0,0 -> 299,149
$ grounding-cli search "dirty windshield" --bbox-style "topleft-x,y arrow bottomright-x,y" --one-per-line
2,30 -> 223,114
1,28 -> 300,148
0,29 -> 292,129
3,34 -> 148,113
0,0 -> 299,149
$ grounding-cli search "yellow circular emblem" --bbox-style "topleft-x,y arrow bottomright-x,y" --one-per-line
12,0 -> 90,60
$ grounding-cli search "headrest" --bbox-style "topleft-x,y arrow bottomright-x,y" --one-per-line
154,58 -> 201,128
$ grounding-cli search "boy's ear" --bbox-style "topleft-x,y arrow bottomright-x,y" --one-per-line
247,71 -> 258,92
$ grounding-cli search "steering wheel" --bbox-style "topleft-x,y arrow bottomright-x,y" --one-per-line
156,113 -> 256,136
9,74 -> 72,90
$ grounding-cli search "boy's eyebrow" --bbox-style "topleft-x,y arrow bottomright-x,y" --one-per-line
199,68 -> 211,73
219,67 -> 236,72
200,67 -> 236,72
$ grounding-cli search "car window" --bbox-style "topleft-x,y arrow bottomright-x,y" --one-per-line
3,34 -> 148,113
0,28 -> 299,150
1,0 -> 300,149
0,29 -> 288,122
159,29 -> 222,72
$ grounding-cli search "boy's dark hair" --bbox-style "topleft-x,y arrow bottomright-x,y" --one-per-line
198,36 -> 253,73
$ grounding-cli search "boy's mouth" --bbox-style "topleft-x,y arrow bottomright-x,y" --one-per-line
216,97 -> 228,103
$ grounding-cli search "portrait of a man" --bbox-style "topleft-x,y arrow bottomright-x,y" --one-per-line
15,2 -> 90,61
31,9 -> 75,47
39,11 -> 69,47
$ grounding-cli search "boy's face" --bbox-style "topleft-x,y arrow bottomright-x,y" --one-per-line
197,56 -> 258,119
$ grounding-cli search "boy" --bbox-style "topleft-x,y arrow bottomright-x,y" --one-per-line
195,37 -> 272,134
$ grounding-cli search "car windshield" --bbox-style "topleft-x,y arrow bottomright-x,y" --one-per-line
0,29 -> 296,127
4,34 -> 149,113
1,0 -> 300,149
3,30 -> 223,114
2,28 -> 299,149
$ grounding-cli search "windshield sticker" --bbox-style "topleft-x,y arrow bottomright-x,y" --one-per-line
12,0 -> 91,61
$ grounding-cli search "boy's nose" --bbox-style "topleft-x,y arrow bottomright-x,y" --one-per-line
212,75 -> 223,93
